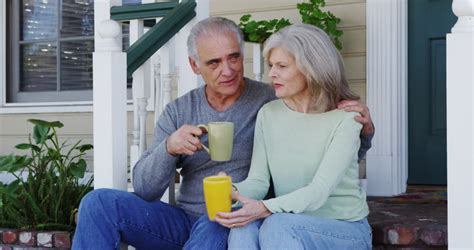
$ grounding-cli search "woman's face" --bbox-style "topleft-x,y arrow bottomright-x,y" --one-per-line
268,48 -> 310,100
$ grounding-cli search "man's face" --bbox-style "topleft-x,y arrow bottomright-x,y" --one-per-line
189,32 -> 244,99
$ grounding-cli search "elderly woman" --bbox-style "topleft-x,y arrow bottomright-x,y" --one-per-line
214,24 -> 372,249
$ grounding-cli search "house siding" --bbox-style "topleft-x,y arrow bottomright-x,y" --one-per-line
0,0 -> 366,172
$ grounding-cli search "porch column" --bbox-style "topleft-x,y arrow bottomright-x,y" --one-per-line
447,0 -> 474,248
93,0 -> 128,190
366,0 -> 408,196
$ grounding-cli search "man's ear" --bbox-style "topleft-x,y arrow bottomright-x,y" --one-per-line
188,57 -> 201,75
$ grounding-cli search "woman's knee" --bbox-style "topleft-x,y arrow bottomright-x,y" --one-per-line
259,214 -> 299,248
260,213 -> 293,232
228,220 -> 261,250
228,226 -> 256,241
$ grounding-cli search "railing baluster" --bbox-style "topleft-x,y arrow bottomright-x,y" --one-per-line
129,19 -> 144,181
137,98 -> 148,154
154,55 -> 162,123
162,73 -> 173,107
129,22 -> 140,179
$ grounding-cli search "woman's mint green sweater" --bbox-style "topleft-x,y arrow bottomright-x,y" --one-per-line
234,99 -> 369,221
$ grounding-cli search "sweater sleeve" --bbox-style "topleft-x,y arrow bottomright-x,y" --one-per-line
358,125 -> 374,162
132,104 -> 179,201
262,113 -> 362,214
233,109 -> 271,200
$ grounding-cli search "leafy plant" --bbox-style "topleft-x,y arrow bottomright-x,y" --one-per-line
0,119 -> 93,231
238,0 -> 344,50
297,0 -> 343,50
238,14 -> 291,44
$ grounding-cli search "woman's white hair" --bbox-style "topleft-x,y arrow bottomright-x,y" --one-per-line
263,24 -> 358,112
187,17 -> 244,63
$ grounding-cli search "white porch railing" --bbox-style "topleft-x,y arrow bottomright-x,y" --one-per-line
93,0 -> 209,197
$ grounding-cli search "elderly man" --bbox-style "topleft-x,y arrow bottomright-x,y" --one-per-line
72,17 -> 374,249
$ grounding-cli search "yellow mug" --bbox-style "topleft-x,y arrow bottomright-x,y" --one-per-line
197,122 -> 234,161
203,175 -> 232,221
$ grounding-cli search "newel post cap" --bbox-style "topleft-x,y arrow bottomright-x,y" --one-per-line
451,0 -> 474,33
97,20 -> 122,52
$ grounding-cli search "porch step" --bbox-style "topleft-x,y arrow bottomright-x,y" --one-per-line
368,186 -> 447,249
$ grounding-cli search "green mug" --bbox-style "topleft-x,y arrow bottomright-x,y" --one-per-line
197,122 -> 234,161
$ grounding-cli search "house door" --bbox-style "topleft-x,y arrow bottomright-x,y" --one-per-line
408,0 -> 456,184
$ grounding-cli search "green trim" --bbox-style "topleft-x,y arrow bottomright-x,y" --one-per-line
126,0 -> 196,77
111,2 -> 179,21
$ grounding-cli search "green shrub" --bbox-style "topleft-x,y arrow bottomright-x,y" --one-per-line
0,119 -> 93,231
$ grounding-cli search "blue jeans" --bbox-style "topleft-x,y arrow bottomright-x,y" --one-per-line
72,188 -> 229,250
228,213 -> 372,250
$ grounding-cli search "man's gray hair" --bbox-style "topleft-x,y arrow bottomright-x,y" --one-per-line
187,17 -> 245,62
263,24 -> 359,112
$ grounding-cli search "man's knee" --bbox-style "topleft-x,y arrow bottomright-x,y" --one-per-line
193,215 -> 229,234
78,188 -> 127,218
80,189 -> 112,207
184,215 -> 229,250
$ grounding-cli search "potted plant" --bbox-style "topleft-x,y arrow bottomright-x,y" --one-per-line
238,15 -> 291,44
0,119 -> 93,231
297,0 -> 343,50
239,0 -> 343,49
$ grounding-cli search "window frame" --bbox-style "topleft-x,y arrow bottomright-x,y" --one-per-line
7,0 -> 95,103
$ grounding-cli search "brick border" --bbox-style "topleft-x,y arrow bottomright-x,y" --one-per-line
0,229 -> 70,249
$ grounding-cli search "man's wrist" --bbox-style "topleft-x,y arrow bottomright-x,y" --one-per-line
165,138 -> 178,157
362,122 -> 375,138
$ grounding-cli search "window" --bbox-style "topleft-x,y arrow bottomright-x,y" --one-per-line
6,0 -> 94,103
6,0 -> 136,104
